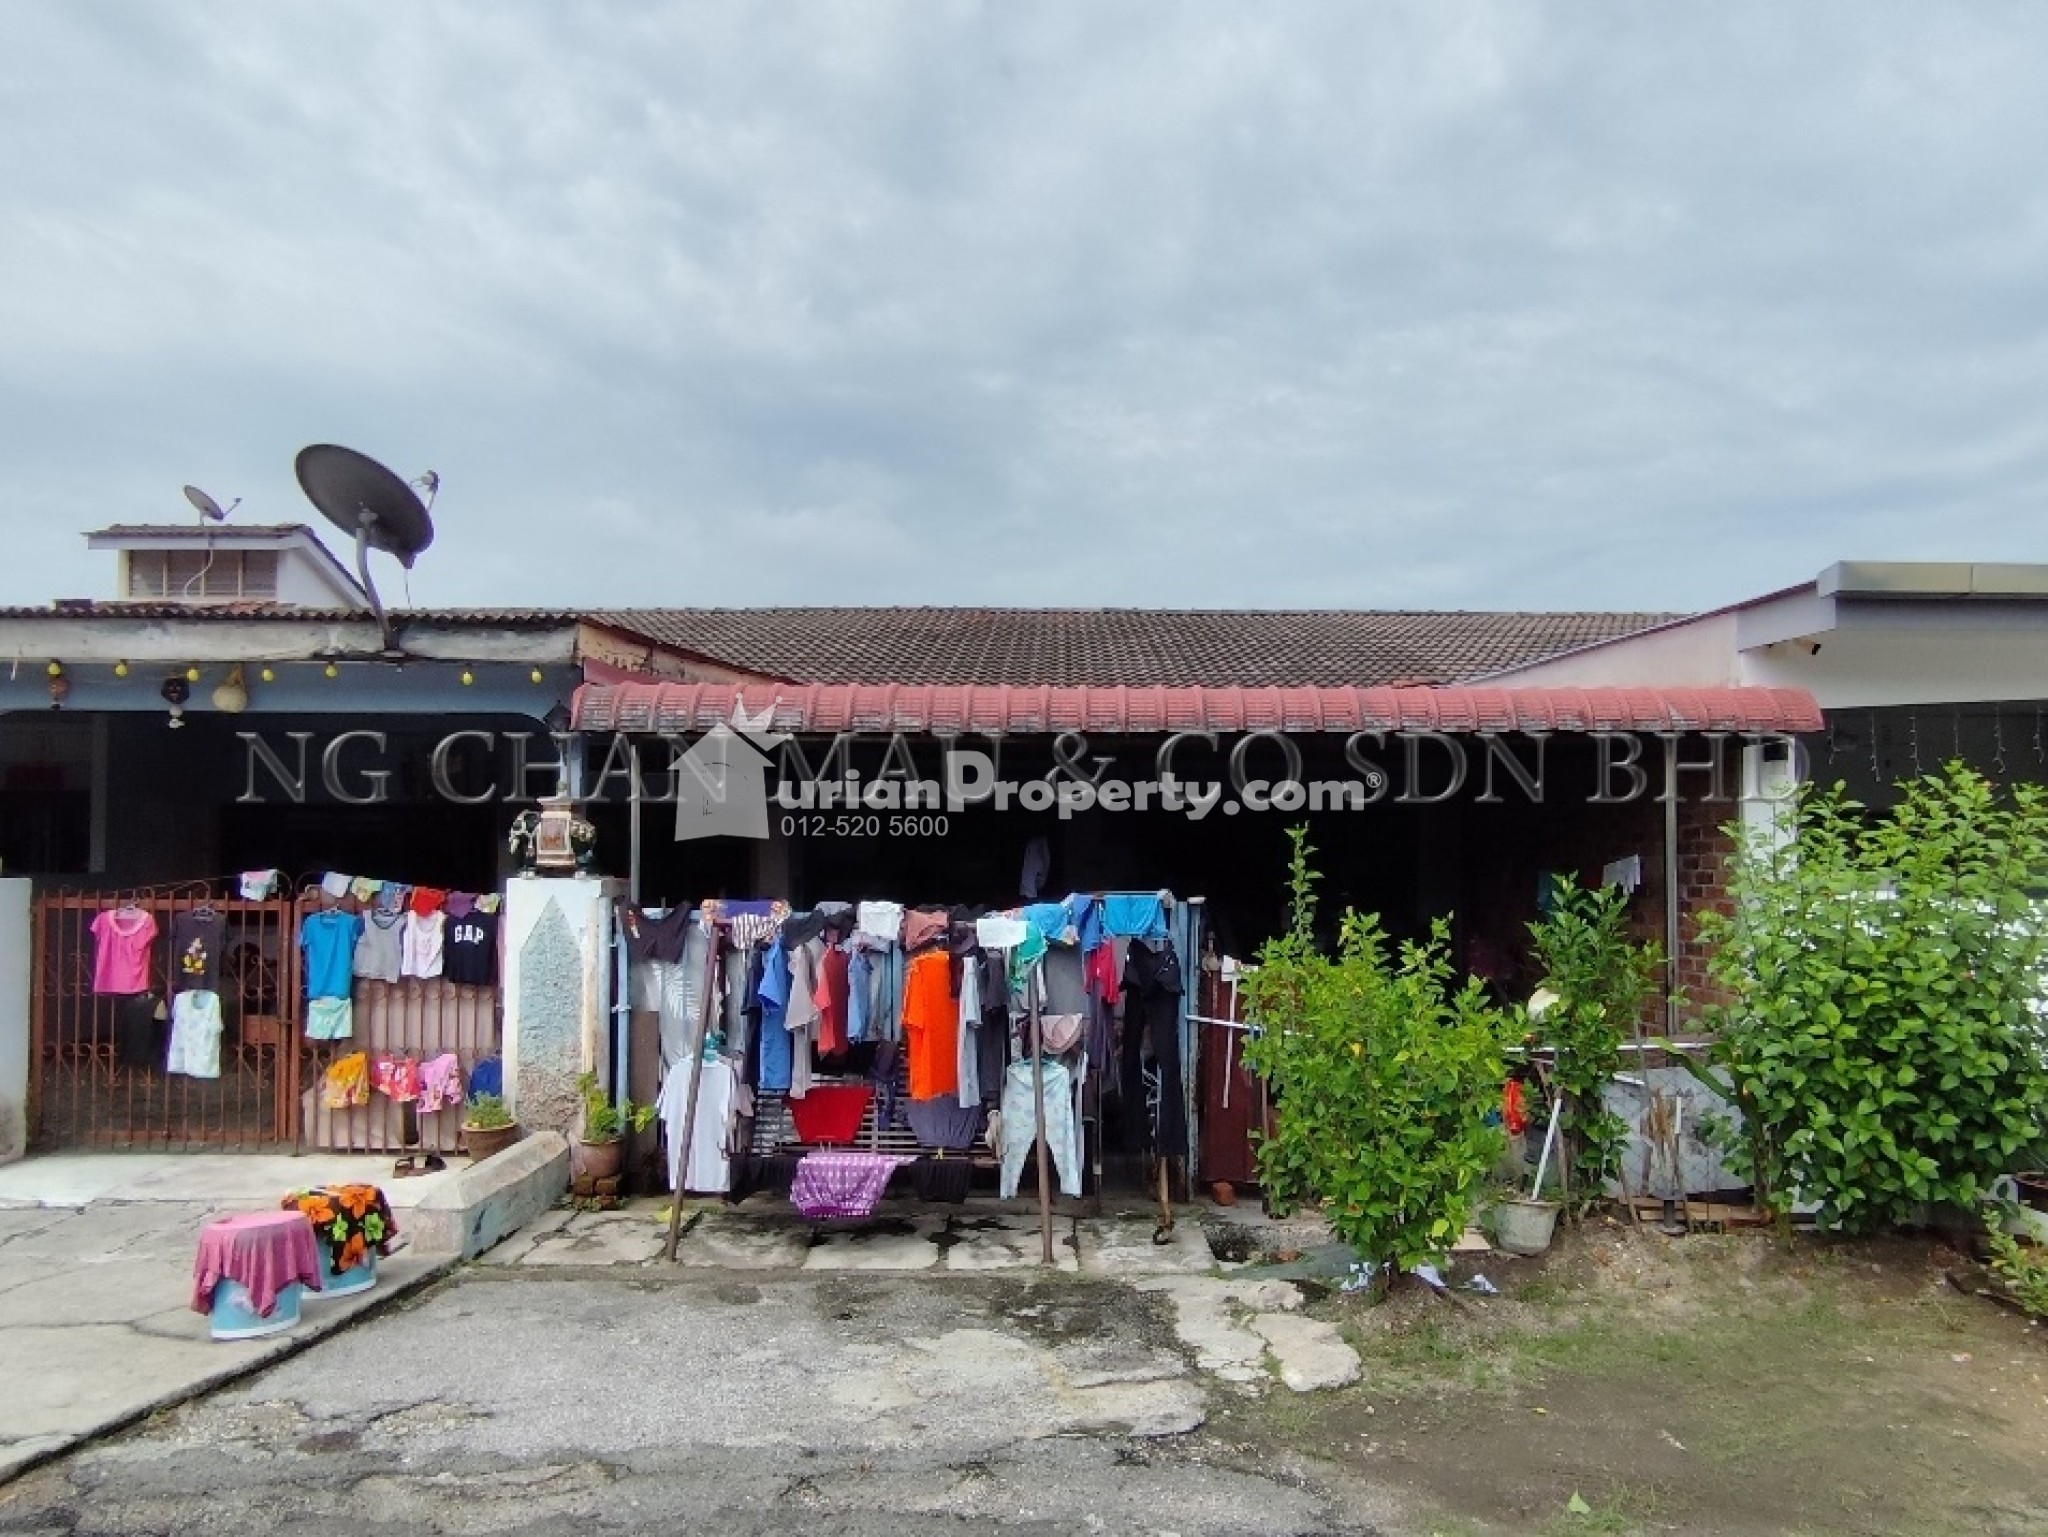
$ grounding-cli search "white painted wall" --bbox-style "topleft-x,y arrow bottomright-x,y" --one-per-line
1740,626 -> 2048,708
500,876 -> 624,1137
0,879 -> 30,1163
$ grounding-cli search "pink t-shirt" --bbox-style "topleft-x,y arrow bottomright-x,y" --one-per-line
90,906 -> 158,994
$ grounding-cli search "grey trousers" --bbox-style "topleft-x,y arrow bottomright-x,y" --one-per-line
998,1058 -> 1082,1199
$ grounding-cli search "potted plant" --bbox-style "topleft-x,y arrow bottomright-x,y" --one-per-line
462,1092 -> 521,1162
573,1072 -> 655,1183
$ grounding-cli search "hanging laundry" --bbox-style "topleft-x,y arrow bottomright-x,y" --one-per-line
659,1056 -> 737,1193
372,1054 -> 421,1102
814,943 -> 851,1056
319,872 -> 353,901
353,908 -> 406,984
113,993 -> 163,1067
89,905 -> 157,994
846,946 -> 873,1044
237,869 -> 281,900
1101,892 -> 1170,941
955,956 -> 983,1105
168,910 -> 222,994
1064,894 -> 1104,953
998,1059 -> 1082,1199
306,997 -> 353,1041
1019,834 -> 1051,900
467,1056 -> 503,1101
789,1150 -> 911,1219
475,893 -> 501,915
754,944 -> 793,1092
443,891 -> 476,918
165,990 -> 223,1078
416,1052 -> 465,1112
401,910 -> 446,980
1022,902 -> 1075,944
407,886 -> 448,916
855,901 -> 903,946
299,908 -> 362,1000
902,951 -> 959,1101
787,1083 -> 871,1145
976,914 -> 1030,951
374,883 -> 410,917
902,908 -> 950,953
349,876 -> 384,905
322,1052 -> 370,1108
444,908 -> 497,986
903,1096 -> 982,1150
1122,937 -> 1187,1157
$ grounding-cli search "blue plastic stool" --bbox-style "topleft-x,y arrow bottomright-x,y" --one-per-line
310,1251 -> 377,1299
208,1278 -> 303,1341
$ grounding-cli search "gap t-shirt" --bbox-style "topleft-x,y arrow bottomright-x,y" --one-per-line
299,909 -> 362,1000
443,911 -> 497,986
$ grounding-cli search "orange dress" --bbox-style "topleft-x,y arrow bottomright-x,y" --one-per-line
902,951 -> 960,1100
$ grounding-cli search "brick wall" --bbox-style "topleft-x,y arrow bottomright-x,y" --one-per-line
1672,787 -> 1738,1018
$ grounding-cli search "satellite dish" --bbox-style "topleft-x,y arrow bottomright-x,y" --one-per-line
183,485 -> 236,522
294,444 -> 437,650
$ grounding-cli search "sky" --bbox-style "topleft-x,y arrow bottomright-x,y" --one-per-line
3,3 -> 2047,615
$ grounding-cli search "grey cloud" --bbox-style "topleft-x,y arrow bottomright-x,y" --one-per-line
3,3 -> 2047,615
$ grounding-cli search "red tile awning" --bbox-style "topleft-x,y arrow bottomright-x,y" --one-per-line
571,680 -> 1823,736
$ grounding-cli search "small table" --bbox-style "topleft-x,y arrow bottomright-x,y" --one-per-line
192,1210 -> 323,1322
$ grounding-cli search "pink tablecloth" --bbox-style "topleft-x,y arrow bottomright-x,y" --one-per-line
789,1151 -> 912,1219
192,1210 -> 323,1317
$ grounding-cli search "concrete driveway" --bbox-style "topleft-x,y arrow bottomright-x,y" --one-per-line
0,1265 -> 1391,1536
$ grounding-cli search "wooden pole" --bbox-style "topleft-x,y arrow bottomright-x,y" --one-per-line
1030,992 -> 1055,1266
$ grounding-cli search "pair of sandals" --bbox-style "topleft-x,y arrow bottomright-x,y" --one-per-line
391,1153 -> 448,1178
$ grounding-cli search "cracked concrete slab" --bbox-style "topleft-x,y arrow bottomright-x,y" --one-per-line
802,1217 -> 943,1271
670,1210 -> 811,1270
516,1211 -> 666,1268
1075,1215 -> 1218,1275
1248,1311 -> 1362,1392
941,1214 -> 1080,1272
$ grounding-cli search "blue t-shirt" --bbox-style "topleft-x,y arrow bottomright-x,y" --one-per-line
756,944 -> 793,1092
300,910 -> 363,1000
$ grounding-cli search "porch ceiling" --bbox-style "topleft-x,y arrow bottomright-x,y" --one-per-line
570,680 -> 1823,736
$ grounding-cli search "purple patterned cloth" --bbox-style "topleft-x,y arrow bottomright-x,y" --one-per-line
789,1151 -> 912,1219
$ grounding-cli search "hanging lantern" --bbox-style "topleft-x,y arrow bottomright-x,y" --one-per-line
211,665 -> 249,714
113,660 -> 130,678
323,662 -> 340,679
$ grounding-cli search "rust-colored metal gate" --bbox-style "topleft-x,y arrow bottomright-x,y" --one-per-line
30,887 -> 303,1150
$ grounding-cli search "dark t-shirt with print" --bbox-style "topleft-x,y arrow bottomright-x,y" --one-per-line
444,911 -> 498,986
169,911 -> 223,994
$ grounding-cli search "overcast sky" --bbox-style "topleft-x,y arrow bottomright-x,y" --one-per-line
4,4 -> 2046,615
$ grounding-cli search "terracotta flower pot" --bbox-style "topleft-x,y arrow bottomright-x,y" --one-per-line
463,1121 -> 521,1162
572,1136 -> 624,1184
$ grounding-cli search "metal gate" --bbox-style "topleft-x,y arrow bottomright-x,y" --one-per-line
30,887 -> 302,1150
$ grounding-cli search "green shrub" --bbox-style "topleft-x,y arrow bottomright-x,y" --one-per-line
463,1092 -> 513,1130
1243,828 -> 1519,1274
1693,763 -> 2048,1230
1526,878 -> 1664,1214
1985,1226 -> 2048,1318
576,1071 -> 656,1143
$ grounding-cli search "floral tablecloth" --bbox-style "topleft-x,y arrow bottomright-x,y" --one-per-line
280,1184 -> 398,1277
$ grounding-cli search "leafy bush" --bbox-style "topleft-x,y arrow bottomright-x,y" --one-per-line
1242,828 -> 1519,1273
1694,763 -> 2048,1230
576,1071 -> 656,1143
1985,1226 -> 2048,1318
463,1092 -> 513,1130
1526,878 -> 1664,1213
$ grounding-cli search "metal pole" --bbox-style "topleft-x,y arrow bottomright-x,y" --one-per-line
1663,736 -> 1681,1038
628,741 -> 643,906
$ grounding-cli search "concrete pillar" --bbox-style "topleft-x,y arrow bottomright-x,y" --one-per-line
499,875 -> 625,1138
0,878 -> 29,1163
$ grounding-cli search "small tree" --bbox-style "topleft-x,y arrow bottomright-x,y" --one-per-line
1243,828 -> 1519,1275
1526,878 -> 1664,1214
1695,763 -> 2048,1230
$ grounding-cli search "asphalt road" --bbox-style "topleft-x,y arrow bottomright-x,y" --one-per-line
0,1267 -> 1390,1536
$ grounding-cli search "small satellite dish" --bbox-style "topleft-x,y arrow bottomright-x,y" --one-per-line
294,444 -> 437,650
183,485 -> 236,522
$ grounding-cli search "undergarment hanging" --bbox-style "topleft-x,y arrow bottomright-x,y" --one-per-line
787,1083 -> 871,1145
